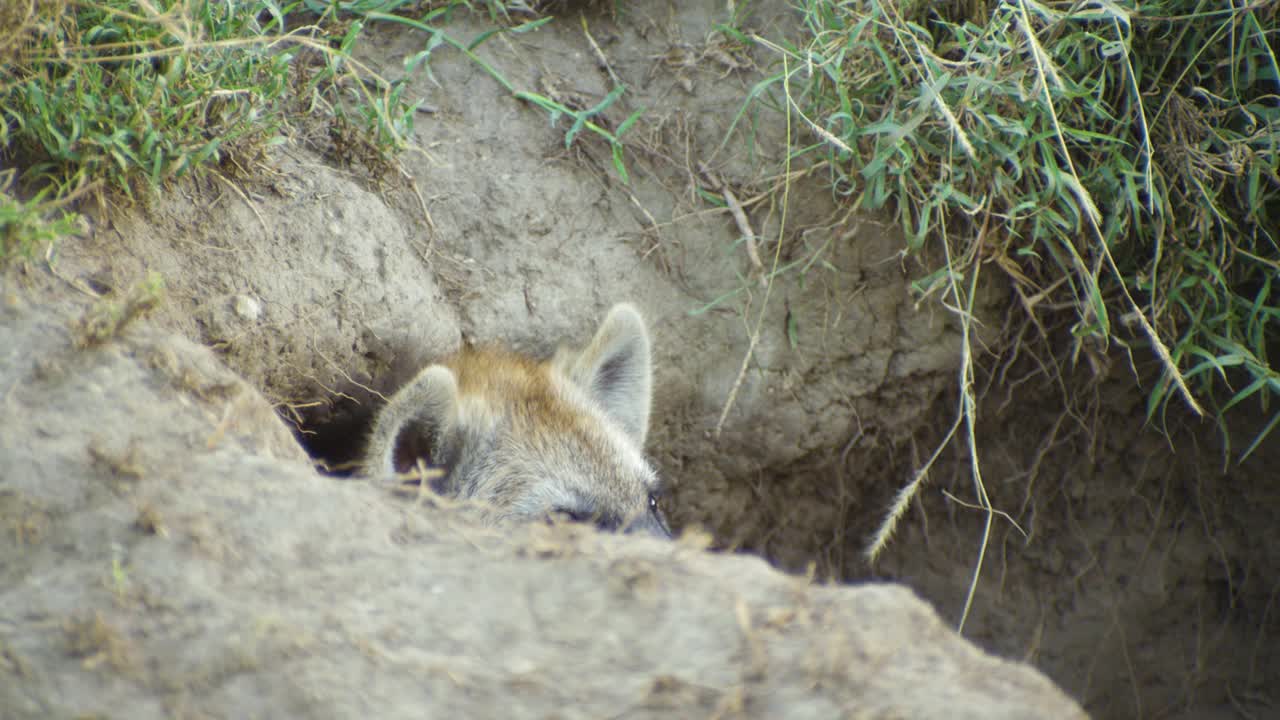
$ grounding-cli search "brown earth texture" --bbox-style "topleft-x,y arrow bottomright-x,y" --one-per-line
3,2 -> 1278,719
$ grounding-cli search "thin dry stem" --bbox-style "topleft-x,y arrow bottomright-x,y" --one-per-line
713,54 -> 796,438
698,163 -> 763,282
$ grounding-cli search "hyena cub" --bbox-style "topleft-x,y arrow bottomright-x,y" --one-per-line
363,303 -> 670,538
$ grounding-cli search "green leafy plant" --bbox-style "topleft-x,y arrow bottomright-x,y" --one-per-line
0,176 -> 83,260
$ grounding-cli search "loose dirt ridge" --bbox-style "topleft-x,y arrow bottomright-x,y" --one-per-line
0,301 -> 1084,717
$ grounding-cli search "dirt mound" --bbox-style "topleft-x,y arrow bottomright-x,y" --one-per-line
0,300 -> 1083,718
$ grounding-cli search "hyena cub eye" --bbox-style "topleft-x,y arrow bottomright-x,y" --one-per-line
646,491 -> 672,537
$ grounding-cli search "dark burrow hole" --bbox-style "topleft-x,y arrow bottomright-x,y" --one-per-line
290,396 -> 378,476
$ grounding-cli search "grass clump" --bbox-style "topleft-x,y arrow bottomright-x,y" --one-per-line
0,0 -> 296,260
1,0 -> 296,199
735,1 -> 1279,459
0,0 -> 638,259
0,0 -> 429,260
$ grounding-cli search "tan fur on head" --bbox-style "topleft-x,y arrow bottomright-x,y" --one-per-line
363,303 -> 669,538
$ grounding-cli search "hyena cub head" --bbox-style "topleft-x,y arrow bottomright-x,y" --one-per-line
364,303 -> 670,538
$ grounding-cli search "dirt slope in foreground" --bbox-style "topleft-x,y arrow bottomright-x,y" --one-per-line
0,299 -> 1084,718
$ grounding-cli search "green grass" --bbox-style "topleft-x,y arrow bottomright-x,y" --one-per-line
1,0 -> 301,259
727,0 -> 1279,457
1,0 -> 640,260
0,0 -> 430,260
2,1 -> 295,196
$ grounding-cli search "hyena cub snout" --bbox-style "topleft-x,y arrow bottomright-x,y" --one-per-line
363,303 -> 671,539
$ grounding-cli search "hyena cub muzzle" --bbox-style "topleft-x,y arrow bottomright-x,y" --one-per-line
363,303 -> 671,538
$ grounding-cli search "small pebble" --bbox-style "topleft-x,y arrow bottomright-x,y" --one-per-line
232,294 -> 262,322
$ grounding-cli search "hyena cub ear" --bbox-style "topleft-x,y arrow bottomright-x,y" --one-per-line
555,303 -> 652,446
364,365 -> 459,480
